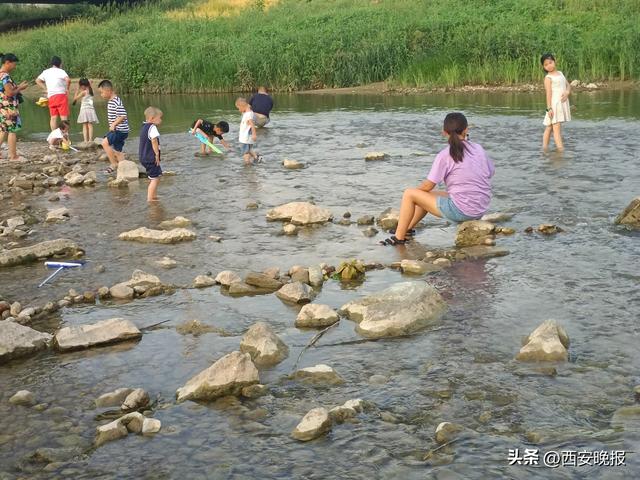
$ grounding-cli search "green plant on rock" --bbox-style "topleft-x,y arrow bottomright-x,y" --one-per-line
335,259 -> 366,282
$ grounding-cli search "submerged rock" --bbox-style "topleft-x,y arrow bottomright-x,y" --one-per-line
240,322 -> 289,366
95,388 -> 134,408
294,364 -> 344,385
116,160 -> 140,181
215,270 -> 242,287
119,227 -> 196,244
176,351 -> 259,403
365,152 -> 388,161
0,321 -> 52,363
376,208 -> 400,231
516,320 -> 569,362
241,384 -> 268,399
295,304 -> 339,328
266,202 -> 332,225
159,216 -> 191,229
283,223 -> 298,235
193,275 -> 216,288
142,418 -> 161,435
95,418 -> 128,447
0,239 -> 83,268
45,207 -> 70,222
457,245 -> 510,260
357,215 -> 375,225
400,259 -> 440,275
283,158 -> 304,169
109,284 -> 134,300
538,224 -> 564,235
228,282 -> 267,296
54,318 -> 142,351
292,407 -> 333,441
435,422 -> 464,444
339,282 -> 446,339
275,282 -> 315,304
9,390 -> 35,406
615,196 -> 640,228
156,257 -> 177,269
455,220 -> 496,247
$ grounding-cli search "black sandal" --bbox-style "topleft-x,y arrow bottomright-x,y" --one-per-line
389,228 -> 416,236
379,235 -> 408,246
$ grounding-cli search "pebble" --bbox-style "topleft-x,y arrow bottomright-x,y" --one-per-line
9,390 -> 35,406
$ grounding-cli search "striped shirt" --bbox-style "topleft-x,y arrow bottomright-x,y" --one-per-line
107,96 -> 129,133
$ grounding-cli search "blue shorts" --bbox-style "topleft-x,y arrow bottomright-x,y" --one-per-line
141,160 -> 162,179
437,196 -> 478,223
239,143 -> 254,155
105,131 -> 128,152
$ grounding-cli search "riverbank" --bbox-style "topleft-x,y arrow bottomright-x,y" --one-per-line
2,0 -> 639,93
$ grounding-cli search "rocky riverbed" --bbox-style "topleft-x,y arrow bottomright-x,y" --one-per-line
1,93 -> 640,478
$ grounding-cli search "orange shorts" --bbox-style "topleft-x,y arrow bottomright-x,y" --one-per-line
48,93 -> 69,118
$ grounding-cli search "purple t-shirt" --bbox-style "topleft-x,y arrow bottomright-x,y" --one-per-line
427,142 -> 495,217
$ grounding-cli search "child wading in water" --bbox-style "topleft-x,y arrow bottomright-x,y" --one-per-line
73,78 -> 99,143
235,97 -> 261,165
98,79 -> 129,174
139,107 -> 163,202
541,53 -> 571,151
191,119 -> 230,156
381,113 -> 495,246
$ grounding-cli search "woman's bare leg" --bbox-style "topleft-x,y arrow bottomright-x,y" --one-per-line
395,188 -> 443,240
8,133 -> 18,160
552,123 -> 564,151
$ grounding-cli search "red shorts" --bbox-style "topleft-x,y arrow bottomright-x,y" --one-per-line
48,94 -> 69,118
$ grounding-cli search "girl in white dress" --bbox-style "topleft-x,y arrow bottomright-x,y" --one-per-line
541,53 -> 571,151
73,78 -> 99,143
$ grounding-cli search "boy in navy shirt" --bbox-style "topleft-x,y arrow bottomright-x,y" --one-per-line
139,107 -> 163,202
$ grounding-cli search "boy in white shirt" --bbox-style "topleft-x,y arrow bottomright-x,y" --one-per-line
46,120 -> 70,150
235,97 -> 261,165
36,56 -> 70,131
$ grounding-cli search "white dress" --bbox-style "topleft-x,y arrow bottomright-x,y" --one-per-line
77,94 -> 99,124
543,72 -> 571,126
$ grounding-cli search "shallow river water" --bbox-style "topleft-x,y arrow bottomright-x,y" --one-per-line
1,90 -> 639,479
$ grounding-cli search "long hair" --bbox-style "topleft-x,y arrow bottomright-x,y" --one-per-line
79,78 -> 93,96
443,112 -> 469,163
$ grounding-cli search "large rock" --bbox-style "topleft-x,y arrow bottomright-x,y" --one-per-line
159,216 -> 191,229
244,272 -> 284,291
615,196 -> 640,228
0,321 -> 52,363
215,271 -> 242,287
266,202 -> 332,225
54,318 -> 142,352
292,407 -> 333,441
295,304 -> 339,328
240,322 -> 289,366
0,239 -> 83,268
176,351 -> 259,403
455,221 -> 496,247
376,208 -> 400,231
116,160 -> 140,181
339,282 -> 446,339
516,320 -> 569,362
275,282 -> 315,304
119,227 -> 196,244
294,364 -> 344,385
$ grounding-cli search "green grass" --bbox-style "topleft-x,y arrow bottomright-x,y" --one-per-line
1,0 -> 639,93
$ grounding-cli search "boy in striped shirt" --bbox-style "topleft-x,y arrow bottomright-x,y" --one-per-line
98,79 -> 129,174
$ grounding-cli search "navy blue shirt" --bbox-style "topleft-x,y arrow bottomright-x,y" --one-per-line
139,122 -> 159,164
249,93 -> 273,117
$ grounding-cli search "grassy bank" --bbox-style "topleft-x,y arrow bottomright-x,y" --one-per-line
1,0 -> 639,92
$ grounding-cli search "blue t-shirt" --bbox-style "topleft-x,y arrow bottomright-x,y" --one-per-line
249,93 -> 273,117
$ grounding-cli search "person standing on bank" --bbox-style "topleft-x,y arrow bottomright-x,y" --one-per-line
0,53 -> 29,161
249,86 -> 273,128
36,56 -> 71,132
380,113 -> 495,246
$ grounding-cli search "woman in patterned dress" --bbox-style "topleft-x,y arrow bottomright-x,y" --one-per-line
0,53 -> 29,161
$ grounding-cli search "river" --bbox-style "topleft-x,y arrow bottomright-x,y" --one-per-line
1,89 -> 639,478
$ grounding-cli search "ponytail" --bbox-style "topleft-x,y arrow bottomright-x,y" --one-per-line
443,112 -> 469,163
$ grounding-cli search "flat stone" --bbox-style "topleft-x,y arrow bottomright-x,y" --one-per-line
516,320 -> 569,362
365,152 -> 388,161
9,390 -> 35,406
275,282 -> 315,304
240,322 -> 289,366
266,202 -> 332,225
193,275 -> 216,288
176,351 -> 259,403
457,245 -> 510,260
292,407 -> 332,441
400,259 -> 440,275
295,304 -> 339,328
294,364 -> 344,385
615,196 -> 640,228
339,282 -> 446,339
244,272 -> 284,291
119,227 -> 196,244
0,321 -> 52,363
142,418 -> 161,435
109,284 -> 134,300
95,418 -> 128,447
480,212 -> 514,223
46,207 -> 70,222
54,318 -> 142,351
0,239 -> 83,268
95,388 -> 135,408
159,216 -> 191,229
116,160 -> 140,181
376,207 -> 400,230
283,158 -> 304,169
455,220 -> 496,247
228,282 -> 266,296
215,270 -> 242,286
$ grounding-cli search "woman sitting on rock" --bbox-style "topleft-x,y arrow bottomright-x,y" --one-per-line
381,112 -> 495,245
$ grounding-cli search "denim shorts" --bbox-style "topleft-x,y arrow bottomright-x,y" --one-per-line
105,131 -> 128,152
437,196 -> 478,223
239,142 -> 254,155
